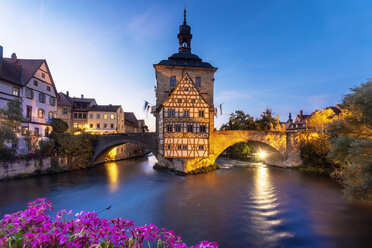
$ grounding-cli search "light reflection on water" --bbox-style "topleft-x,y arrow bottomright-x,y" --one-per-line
0,155 -> 372,248
105,162 -> 119,193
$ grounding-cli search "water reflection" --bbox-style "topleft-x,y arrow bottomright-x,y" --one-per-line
251,165 -> 294,243
1,156 -> 372,248
105,162 -> 119,193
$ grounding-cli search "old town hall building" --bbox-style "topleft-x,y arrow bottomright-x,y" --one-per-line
153,10 -> 217,171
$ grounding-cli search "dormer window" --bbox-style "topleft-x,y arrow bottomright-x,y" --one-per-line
170,76 -> 177,86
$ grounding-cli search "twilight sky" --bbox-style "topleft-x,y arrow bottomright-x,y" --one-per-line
1,0 -> 371,131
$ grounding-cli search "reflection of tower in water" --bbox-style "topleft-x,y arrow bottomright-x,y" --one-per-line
250,166 -> 293,243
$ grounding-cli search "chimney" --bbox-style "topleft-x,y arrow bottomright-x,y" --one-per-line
66,91 -> 69,96
11,53 -> 17,63
81,94 -> 84,99
300,110 -> 303,119
0,46 -> 3,59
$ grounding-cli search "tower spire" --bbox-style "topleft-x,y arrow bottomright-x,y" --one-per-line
178,9 -> 192,53
183,8 -> 187,25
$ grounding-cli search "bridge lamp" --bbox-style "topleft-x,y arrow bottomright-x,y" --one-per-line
258,151 -> 267,159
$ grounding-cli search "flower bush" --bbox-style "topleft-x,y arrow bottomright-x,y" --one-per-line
0,199 -> 218,248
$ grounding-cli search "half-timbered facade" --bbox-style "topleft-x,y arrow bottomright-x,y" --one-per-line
159,74 -> 210,158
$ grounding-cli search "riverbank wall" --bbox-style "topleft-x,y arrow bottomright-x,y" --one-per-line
0,157 -> 72,180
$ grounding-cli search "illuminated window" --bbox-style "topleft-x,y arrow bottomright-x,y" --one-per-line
175,125 -> 181,132
33,80 -> 38,86
111,114 -> 115,119
195,77 -> 201,87
104,114 -> 108,119
199,111 -> 204,117
167,125 -> 173,132
38,109 -> 45,118
74,123 -> 77,128
183,145 -> 187,150
12,87 -> 20,96
21,126 -> 29,136
200,126 -> 206,133
169,109 -> 175,117
184,110 -> 189,117
177,145 -> 182,150
63,108 -> 67,115
199,145 -> 204,150
48,111 -> 53,120
170,76 -> 177,86
187,125 -> 193,132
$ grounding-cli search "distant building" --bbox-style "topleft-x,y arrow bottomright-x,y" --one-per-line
56,92 -> 97,129
88,105 -> 124,134
286,105 -> 342,131
0,46 -> 58,154
124,112 -> 139,133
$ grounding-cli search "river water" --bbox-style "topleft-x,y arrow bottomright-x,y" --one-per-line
1,155 -> 372,248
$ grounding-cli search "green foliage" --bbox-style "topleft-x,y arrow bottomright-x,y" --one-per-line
52,132 -> 98,168
298,132 -> 334,171
51,118 -> 68,134
38,139 -> 55,157
256,108 -> 277,131
327,80 -> 372,201
220,110 -> 257,130
0,99 -> 24,159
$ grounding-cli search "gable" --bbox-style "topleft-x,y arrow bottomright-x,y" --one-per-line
162,73 -> 209,108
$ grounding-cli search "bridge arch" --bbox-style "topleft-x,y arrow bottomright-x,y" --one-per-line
211,130 -> 288,165
92,133 -> 157,164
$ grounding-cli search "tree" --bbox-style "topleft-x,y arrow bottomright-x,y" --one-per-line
220,110 -> 256,130
0,99 -> 24,159
256,108 -> 277,131
51,118 -> 68,134
327,80 -> 372,201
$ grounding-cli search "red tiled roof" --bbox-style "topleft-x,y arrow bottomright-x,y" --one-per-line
0,58 -> 44,86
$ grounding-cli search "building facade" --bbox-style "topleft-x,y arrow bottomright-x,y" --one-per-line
56,92 -> 97,130
0,46 -> 58,154
87,105 -> 124,134
153,11 -> 217,171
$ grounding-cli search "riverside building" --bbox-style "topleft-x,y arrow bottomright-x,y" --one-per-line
0,46 -> 58,154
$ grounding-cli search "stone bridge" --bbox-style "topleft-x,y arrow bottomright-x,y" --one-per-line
92,132 -> 157,164
93,130 -> 301,169
210,130 -> 301,167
